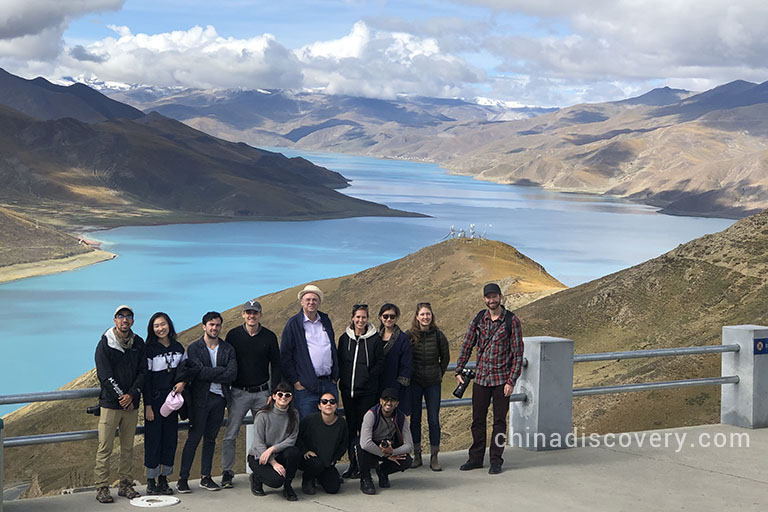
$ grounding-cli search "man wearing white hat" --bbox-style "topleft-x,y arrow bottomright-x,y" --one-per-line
94,305 -> 147,504
280,285 -> 339,418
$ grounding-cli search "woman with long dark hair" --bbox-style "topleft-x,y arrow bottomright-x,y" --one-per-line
143,312 -> 186,495
337,304 -> 384,479
377,303 -> 412,415
408,302 -> 450,471
247,382 -> 302,501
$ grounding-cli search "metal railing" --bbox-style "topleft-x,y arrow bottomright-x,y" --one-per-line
571,343 -> 740,396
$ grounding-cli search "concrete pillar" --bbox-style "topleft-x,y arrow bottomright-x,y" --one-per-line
244,412 -> 254,474
721,325 -> 768,428
510,336 -> 574,451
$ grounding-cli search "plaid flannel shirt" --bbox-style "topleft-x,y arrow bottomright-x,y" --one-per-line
456,307 -> 523,387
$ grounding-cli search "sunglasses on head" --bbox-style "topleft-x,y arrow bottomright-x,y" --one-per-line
417,302 -> 431,308
381,314 -> 397,320
353,304 -> 368,310
320,398 -> 337,405
275,391 -> 293,399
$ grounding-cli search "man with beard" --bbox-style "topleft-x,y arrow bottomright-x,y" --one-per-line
455,283 -> 524,475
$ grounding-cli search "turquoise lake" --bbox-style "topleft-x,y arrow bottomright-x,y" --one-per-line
0,150 -> 734,415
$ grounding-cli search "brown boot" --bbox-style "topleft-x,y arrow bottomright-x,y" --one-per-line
429,446 -> 442,471
411,443 -> 423,468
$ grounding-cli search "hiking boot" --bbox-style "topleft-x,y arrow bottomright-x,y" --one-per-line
459,460 -> 483,471
146,478 -> 158,495
360,475 -> 376,495
157,475 -> 173,495
176,478 -> 191,494
376,466 -> 390,488
200,476 -> 220,491
250,473 -> 265,496
95,486 -> 114,504
489,463 -> 502,475
283,480 -> 298,501
117,479 -> 140,499
221,471 -> 234,489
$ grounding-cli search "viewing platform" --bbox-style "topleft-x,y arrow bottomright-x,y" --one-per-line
4,423 -> 766,511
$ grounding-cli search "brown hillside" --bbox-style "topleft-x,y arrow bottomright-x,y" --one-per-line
518,209 -> 768,434
0,207 -> 90,267
2,238 -> 565,495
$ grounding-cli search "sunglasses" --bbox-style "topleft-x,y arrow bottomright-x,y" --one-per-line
417,302 -> 431,308
320,398 -> 337,405
353,304 -> 368,310
381,314 -> 397,320
115,314 -> 133,320
275,392 -> 293,399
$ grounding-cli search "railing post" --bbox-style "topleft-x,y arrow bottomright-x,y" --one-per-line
510,336 -> 574,450
244,412 -> 254,474
1,417 -> 5,512
721,325 -> 768,428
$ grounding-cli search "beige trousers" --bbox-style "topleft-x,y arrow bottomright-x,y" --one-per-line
94,407 -> 138,486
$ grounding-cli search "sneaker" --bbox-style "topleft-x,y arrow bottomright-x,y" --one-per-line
360,475 -> 376,495
459,460 -> 483,471
221,471 -> 234,489
376,466 -> 390,488
117,479 -> 140,499
157,475 -> 174,495
176,478 -> 191,494
95,486 -> 114,504
146,478 -> 159,495
489,463 -> 502,475
250,473 -> 265,496
200,476 -> 221,491
341,465 -> 360,479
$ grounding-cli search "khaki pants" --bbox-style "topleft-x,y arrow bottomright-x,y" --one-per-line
94,407 -> 138,486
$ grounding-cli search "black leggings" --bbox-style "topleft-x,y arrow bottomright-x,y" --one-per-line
298,456 -> 341,494
248,446 -> 302,487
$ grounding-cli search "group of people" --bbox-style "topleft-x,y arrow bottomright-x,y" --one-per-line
93,282 -> 523,503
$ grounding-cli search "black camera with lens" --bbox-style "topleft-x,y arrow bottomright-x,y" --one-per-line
86,405 -> 101,416
452,368 -> 476,398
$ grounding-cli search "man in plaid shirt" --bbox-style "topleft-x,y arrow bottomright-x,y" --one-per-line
455,283 -> 523,475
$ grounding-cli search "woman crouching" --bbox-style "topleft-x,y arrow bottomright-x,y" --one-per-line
247,382 -> 302,501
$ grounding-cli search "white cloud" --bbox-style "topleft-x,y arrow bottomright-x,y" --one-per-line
0,0 -> 123,59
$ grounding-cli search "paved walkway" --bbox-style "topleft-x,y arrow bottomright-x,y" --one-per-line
4,424 -> 767,512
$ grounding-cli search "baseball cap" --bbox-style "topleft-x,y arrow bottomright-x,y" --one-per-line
114,305 -> 134,317
242,299 -> 262,313
483,283 -> 502,296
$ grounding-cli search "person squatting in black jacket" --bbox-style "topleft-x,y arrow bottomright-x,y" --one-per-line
297,392 -> 349,495
142,312 -> 186,496
337,304 -> 384,479
94,305 -> 146,504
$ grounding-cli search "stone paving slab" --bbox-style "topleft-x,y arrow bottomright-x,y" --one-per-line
4,424 -> 767,512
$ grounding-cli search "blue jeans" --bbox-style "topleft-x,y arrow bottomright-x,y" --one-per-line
409,382 -> 442,447
294,380 -> 338,419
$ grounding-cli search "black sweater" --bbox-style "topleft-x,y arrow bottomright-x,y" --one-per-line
225,324 -> 281,390
297,412 -> 349,467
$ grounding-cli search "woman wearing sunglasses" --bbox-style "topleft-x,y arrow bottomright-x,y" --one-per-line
337,304 -> 384,479
377,303 -> 413,417
408,302 -> 450,471
247,382 -> 302,501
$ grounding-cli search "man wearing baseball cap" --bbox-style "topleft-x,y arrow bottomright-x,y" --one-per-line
94,305 -> 147,503
220,299 -> 281,488
357,387 -> 413,495
455,283 -> 523,475
280,285 -> 339,418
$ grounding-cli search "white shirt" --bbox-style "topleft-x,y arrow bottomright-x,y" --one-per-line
206,344 -> 224,396
303,313 -> 333,377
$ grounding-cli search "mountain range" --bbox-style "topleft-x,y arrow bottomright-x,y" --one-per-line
106,79 -> 768,218
0,68 -> 418,229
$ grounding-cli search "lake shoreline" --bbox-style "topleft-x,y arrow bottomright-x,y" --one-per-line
0,250 -> 116,284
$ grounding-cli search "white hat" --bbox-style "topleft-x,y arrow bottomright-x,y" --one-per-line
298,284 -> 324,302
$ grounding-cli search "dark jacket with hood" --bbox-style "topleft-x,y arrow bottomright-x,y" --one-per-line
95,328 -> 146,410
338,322 -> 384,398
410,326 -> 450,387
280,309 -> 338,393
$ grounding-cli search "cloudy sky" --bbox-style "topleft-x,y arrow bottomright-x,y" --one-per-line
1,0 -> 767,106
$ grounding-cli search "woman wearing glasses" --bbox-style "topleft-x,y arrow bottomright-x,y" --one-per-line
409,302 -> 450,471
377,303 -> 413,416
247,382 -> 302,501
338,304 -> 384,479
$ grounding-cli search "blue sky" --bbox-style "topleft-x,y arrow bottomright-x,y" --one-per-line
1,0 -> 767,106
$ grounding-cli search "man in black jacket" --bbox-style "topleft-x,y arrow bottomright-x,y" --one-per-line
176,311 -> 237,493
94,305 -> 146,504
